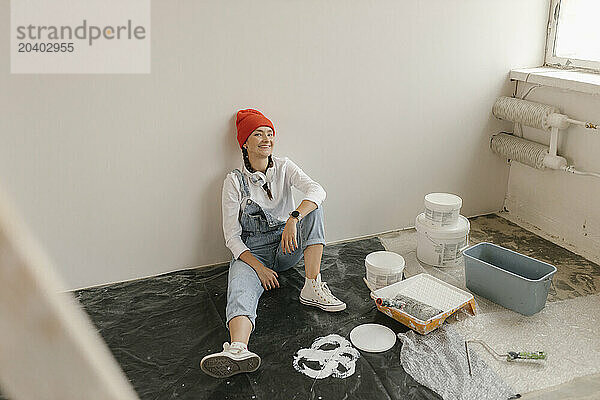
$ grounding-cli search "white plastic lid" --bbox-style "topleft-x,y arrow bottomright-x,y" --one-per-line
415,213 -> 470,239
350,324 -> 396,352
365,251 -> 406,274
424,193 -> 463,212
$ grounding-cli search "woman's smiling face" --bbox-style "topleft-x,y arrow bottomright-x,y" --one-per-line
244,126 -> 274,158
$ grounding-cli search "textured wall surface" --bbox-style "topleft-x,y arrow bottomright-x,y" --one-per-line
0,0 -> 548,288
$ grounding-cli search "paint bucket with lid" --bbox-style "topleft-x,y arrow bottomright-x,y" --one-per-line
424,193 -> 462,228
416,213 -> 470,267
365,251 -> 406,290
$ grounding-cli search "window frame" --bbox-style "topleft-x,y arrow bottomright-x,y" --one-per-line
545,0 -> 600,72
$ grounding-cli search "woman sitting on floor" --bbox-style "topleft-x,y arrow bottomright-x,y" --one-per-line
200,109 -> 346,378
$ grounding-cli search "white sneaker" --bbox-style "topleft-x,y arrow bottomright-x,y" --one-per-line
200,342 -> 261,378
299,273 -> 347,312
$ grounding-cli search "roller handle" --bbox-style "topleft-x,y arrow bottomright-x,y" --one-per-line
507,351 -> 546,361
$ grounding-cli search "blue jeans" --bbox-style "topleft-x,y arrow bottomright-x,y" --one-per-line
226,206 -> 326,330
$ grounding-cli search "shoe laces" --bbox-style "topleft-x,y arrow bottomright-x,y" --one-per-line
319,282 -> 338,301
223,342 -> 246,354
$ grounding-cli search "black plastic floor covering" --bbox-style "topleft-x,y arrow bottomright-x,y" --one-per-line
1,238 -> 440,400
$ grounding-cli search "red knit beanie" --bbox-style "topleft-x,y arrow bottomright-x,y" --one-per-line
236,109 -> 276,149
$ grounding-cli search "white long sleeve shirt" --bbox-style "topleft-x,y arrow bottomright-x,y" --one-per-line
222,155 -> 326,259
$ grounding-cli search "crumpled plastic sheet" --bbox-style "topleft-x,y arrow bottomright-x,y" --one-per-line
398,326 -> 517,400
450,293 -> 600,395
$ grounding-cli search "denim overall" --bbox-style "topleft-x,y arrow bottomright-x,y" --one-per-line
225,169 -> 326,330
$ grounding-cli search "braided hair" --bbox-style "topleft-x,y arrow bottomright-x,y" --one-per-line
242,147 -> 274,200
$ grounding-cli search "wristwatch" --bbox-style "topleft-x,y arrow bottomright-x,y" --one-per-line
289,210 -> 302,222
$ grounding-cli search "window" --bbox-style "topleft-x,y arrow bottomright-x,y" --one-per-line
545,0 -> 600,72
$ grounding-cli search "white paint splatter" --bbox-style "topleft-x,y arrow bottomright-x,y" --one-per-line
292,334 -> 360,379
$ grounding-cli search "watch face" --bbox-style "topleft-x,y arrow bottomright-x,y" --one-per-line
291,211 -> 300,218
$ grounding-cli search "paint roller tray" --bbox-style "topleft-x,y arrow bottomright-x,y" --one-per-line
371,273 -> 477,335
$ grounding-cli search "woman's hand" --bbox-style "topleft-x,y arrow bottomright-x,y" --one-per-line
238,250 -> 279,291
281,218 -> 298,254
256,265 -> 279,291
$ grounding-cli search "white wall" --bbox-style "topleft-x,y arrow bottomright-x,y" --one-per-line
0,0 -> 549,289
504,83 -> 600,264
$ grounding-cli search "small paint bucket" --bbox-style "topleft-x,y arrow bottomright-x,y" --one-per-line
365,251 -> 405,290
424,193 -> 462,228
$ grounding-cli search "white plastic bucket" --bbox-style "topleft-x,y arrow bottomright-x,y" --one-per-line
424,193 -> 462,227
416,213 -> 470,267
365,251 -> 405,290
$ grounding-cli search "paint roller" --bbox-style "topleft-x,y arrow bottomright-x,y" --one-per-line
490,97 -> 599,171
465,340 -> 546,377
376,295 -> 443,321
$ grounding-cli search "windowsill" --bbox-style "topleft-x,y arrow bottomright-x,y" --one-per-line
510,67 -> 600,96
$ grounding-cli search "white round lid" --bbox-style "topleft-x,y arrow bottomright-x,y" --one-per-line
350,324 -> 397,353
424,193 -> 463,212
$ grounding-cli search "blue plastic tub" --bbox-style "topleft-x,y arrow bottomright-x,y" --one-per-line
463,242 -> 557,316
